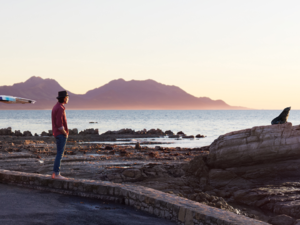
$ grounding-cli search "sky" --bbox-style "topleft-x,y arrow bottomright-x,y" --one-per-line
0,0 -> 299,109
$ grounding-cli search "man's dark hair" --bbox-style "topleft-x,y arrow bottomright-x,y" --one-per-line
58,97 -> 65,103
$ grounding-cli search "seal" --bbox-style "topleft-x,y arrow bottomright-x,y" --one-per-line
271,107 -> 291,125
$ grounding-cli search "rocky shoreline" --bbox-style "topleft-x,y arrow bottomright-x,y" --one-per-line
0,127 -> 206,139
1,124 -> 299,224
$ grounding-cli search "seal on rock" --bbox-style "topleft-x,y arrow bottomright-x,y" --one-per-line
271,107 -> 291,125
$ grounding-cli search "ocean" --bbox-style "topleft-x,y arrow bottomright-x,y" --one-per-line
0,110 -> 298,148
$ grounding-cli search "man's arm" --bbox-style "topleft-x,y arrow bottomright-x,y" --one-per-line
56,108 -> 68,138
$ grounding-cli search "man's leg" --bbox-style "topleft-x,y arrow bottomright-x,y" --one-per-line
52,134 -> 67,179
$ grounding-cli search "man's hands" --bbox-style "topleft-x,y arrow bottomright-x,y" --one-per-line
61,129 -> 68,138
58,127 -> 68,138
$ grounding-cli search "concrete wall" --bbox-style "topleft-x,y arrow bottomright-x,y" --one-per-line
0,169 -> 268,225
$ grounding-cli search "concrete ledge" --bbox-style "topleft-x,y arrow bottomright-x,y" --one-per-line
0,170 -> 268,225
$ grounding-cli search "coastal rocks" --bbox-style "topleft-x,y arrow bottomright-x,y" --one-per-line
100,128 -> 207,139
177,131 -> 185,136
183,156 -> 208,178
182,135 -> 194,139
0,127 -> 13,135
23,131 -> 32,137
120,150 -> 130,156
205,122 -> 300,220
207,122 -> 300,168
40,131 -> 48,136
149,152 -> 159,157
146,129 -> 164,135
14,130 -> 22,136
165,130 -> 174,135
40,130 -> 52,136
196,134 -> 206,138
188,192 -> 236,213
142,164 -> 170,178
268,214 -> 295,225
271,107 -> 291,125
102,128 -> 165,136
168,135 -> 180,138
102,128 -> 135,135
79,128 -> 99,135
122,169 -> 142,181
69,128 -> 78,135
104,146 -> 113,150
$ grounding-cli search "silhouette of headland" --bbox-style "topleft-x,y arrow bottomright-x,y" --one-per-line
0,76 -> 247,110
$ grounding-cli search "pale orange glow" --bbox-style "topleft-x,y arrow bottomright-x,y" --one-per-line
1,1 -> 299,109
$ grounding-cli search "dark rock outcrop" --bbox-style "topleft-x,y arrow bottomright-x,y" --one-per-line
268,214 -> 294,225
69,128 -> 78,135
23,131 -> 32,137
0,127 -> 13,135
205,123 -> 300,220
177,131 -> 185,136
165,130 -> 174,135
196,134 -> 206,138
79,128 -> 99,135
14,130 -> 22,136
182,135 -> 194,139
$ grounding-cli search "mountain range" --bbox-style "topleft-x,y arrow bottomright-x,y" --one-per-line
0,76 -> 246,110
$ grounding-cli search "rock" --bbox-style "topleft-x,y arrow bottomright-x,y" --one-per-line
268,214 -> 294,225
120,150 -> 130,156
183,156 -> 209,178
189,192 -> 235,212
207,122 -> 300,168
295,219 -> 300,225
102,128 -> 135,135
135,142 -> 141,149
168,135 -> 180,138
206,122 -> 300,219
177,131 -> 185,136
149,152 -> 159,157
14,130 -> 22,136
69,128 -> 78,135
147,128 -> 164,135
182,135 -> 194,139
165,130 -> 174,135
122,169 -> 142,180
41,131 -> 48,136
155,146 -> 162,150
196,134 -> 205,138
0,127 -> 13,135
104,146 -> 113,150
271,107 -> 291,125
79,128 -> 99,135
23,131 -> 32,137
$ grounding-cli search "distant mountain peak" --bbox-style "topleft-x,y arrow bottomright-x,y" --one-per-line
23,76 -> 44,84
0,77 -> 247,110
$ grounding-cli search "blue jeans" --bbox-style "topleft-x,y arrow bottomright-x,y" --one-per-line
53,134 -> 67,175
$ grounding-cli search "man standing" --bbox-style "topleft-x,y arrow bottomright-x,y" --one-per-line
51,91 -> 69,180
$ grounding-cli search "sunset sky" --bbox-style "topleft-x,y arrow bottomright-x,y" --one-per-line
1,1 -> 299,109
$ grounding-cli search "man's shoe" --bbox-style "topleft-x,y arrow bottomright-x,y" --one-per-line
52,173 -> 68,180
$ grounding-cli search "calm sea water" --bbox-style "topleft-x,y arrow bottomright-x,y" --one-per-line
0,110 -> 299,147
